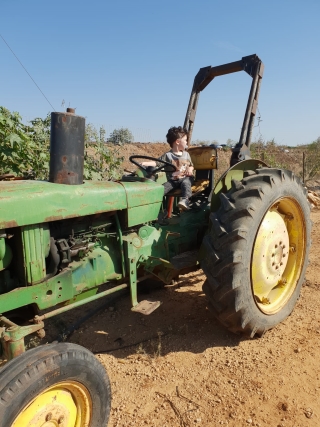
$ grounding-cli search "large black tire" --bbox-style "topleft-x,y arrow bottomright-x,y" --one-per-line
0,342 -> 111,427
201,168 -> 311,337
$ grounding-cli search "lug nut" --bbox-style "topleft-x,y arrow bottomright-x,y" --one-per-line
46,413 -> 52,421
58,415 -> 65,424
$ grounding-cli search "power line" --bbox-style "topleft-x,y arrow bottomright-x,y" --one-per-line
0,33 -> 56,112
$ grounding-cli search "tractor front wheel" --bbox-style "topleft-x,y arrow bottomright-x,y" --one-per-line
0,342 -> 111,427
201,168 -> 311,337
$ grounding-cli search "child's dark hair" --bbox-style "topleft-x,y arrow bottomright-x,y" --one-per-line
166,126 -> 188,147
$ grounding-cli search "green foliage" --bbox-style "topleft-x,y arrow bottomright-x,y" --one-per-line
84,124 -> 123,180
250,137 -> 290,170
0,106 -> 50,179
302,137 -> 320,181
108,127 -> 134,144
0,106 -> 124,181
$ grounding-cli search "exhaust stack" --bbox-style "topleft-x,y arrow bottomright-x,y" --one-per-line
49,108 -> 85,185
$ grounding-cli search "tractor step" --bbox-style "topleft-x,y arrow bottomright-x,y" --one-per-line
170,250 -> 198,270
131,299 -> 161,315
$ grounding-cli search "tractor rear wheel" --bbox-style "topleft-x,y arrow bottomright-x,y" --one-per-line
201,168 -> 311,337
0,342 -> 111,427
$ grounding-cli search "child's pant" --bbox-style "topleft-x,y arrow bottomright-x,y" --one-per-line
163,176 -> 194,199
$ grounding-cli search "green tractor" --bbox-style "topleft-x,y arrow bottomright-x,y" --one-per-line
0,54 -> 311,426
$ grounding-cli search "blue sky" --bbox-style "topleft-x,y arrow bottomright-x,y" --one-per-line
1,0 -> 319,145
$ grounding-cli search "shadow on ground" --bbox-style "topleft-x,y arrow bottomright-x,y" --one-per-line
41,270 -> 245,359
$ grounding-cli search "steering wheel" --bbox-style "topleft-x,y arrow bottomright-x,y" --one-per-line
129,155 -> 177,176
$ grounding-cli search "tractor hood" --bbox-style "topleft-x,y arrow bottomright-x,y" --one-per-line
0,179 -> 164,229
0,180 -> 127,228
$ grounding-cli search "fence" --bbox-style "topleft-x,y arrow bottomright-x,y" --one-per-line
251,147 -> 320,185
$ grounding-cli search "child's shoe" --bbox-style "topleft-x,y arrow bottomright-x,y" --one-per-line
178,198 -> 190,211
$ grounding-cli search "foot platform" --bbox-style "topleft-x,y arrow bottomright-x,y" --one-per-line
131,299 -> 161,315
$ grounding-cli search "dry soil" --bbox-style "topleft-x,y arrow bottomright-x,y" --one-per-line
42,192 -> 320,426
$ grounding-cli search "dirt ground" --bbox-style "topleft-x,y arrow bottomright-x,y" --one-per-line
39,205 -> 320,427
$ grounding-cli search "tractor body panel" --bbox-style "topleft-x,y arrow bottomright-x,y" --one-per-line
119,180 -> 164,226
0,180 -> 128,228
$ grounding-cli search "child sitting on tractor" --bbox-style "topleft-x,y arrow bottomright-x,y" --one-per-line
143,126 -> 194,210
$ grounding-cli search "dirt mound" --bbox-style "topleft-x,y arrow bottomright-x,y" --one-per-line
115,143 -> 307,184
113,142 -> 170,172
114,143 -> 231,178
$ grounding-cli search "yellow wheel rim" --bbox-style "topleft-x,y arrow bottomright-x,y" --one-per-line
12,381 -> 92,427
251,197 -> 306,315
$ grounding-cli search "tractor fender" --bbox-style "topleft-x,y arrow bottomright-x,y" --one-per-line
210,159 -> 268,213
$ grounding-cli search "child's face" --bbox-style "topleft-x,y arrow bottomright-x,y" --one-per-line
177,135 -> 188,151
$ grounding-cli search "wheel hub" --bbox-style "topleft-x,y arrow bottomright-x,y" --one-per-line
42,422 -> 59,427
252,210 -> 289,297
252,197 -> 306,315
12,381 -> 91,427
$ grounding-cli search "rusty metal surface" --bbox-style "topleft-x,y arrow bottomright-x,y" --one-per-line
49,110 -> 85,185
188,146 -> 217,170
183,54 -> 264,157
131,299 -> 161,315
0,180 -> 127,228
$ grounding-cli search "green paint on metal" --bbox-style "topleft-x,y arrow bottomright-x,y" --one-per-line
0,180 -> 127,228
0,237 -> 12,271
120,181 -> 164,207
115,213 -> 126,277
0,270 -> 74,313
21,224 -> 49,284
37,284 -> 128,321
64,288 -> 98,304
120,181 -> 163,226
69,245 -> 123,293
127,203 -> 162,227
129,257 -> 138,307
0,320 -> 44,360
210,159 -> 268,213
0,236 -> 125,313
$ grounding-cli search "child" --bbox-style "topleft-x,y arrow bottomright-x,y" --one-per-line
143,126 -> 194,210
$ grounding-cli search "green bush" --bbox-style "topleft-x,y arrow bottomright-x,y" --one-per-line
302,137 -> 320,182
251,138 -> 290,170
0,107 -> 50,179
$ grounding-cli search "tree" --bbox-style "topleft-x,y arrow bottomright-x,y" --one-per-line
225,138 -> 236,148
108,127 -> 134,144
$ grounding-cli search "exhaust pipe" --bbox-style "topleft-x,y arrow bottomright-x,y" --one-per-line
49,108 -> 85,185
